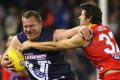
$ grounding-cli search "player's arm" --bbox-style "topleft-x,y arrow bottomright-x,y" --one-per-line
53,26 -> 80,41
22,34 -> 90,51
53,26 -> 93,41
9,36 -> 21,50
1,36 -> 21,70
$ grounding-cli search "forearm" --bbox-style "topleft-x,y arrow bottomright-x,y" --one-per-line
68,26 -> 80,33
30,41 -> 79,51
66,26 -> 80,37
30,34 -> 85,51
31,42 -> 61,51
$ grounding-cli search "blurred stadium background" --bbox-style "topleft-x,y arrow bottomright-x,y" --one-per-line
0,0 -> 119,80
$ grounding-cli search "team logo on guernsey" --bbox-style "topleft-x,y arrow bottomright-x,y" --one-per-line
34,69 -> 45,78
97,26 -> 107,31
24,53 -> 46,60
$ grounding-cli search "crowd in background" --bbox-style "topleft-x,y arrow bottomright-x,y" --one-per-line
0,0 -> 119,80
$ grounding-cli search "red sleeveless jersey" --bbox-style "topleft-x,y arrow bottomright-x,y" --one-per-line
83,24 -> 120,79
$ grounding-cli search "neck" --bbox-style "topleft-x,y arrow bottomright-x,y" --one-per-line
81,23 -> 92,28
88,23 -> 97,28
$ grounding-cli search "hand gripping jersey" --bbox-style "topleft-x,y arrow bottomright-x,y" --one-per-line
17,29 -> 75,80
83,24 -> 120,79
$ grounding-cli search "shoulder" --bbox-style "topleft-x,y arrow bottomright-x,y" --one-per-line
17,32 -> 26,39
12,35 -> 18,41
10,35 -> 21,50
17,32 -> 27,43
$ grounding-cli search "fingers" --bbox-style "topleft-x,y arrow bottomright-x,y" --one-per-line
3,60 -> 12,67
4,54 -> 9,60
89,28 -> 93,39
85,29 -> 91,40
1,54 -> 13,67
80,29 -> 89,40
79,31 -> 83,38
79,28 -> 93,40
1,55 -> 8,67
7,67 -> 15,71
1,57 -> 15,71
1,51 -> 15,71
5,60 -> 12,66
90,28 -> 93,34
5,62 -> 14,68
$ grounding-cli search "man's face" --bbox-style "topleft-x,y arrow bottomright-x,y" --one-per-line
22,17 -> 42,41
79,10 -> 90,26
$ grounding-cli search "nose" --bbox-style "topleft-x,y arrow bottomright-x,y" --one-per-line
26,26 -> 31,32
78,16 -> 81,20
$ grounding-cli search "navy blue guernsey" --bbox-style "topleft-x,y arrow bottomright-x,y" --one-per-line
17,29 -> 75,80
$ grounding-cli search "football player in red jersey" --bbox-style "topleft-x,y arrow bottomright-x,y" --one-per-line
21,2 -> 120,80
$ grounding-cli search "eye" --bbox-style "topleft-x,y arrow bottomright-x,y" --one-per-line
23,25 -> 27,28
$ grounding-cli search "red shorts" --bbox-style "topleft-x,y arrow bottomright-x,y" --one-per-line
103,72 -> 120,80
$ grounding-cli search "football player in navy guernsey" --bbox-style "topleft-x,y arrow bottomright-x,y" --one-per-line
1,10 -> 92,80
